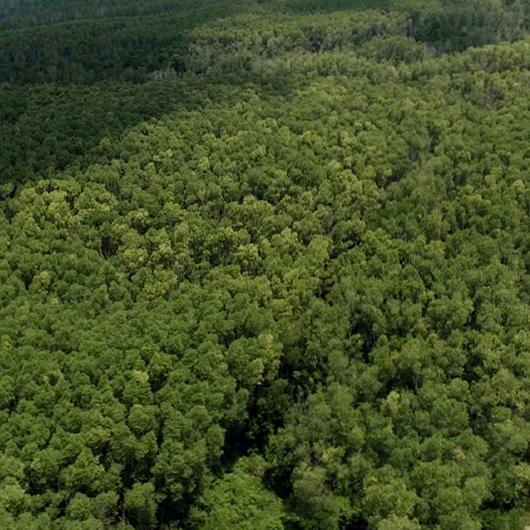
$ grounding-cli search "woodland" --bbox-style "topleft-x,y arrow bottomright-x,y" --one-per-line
3,0 -> 530,529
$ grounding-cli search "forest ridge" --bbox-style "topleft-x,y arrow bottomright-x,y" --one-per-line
2,0 -> 530,529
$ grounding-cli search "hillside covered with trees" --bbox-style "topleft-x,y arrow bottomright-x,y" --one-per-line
3,0 -> 530,529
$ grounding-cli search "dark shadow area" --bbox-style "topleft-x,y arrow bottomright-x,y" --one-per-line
0,80 -> 197,187
0,0 -> 248,30
0,0 -> 251,85
0,68 -> 302,189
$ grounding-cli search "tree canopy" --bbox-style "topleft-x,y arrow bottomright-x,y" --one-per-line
3,0 -> 530,529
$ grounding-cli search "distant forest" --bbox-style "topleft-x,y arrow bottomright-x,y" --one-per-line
3,1 -> 530,529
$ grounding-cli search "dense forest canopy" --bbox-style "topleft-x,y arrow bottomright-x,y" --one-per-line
4,0 -> 530,529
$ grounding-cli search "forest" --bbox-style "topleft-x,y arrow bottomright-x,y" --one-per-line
3,0 -> 530,529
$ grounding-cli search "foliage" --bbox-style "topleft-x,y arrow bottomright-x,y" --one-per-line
3,1 -> 530,530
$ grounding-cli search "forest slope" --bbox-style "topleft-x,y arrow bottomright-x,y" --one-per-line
2,2 -> 530,530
